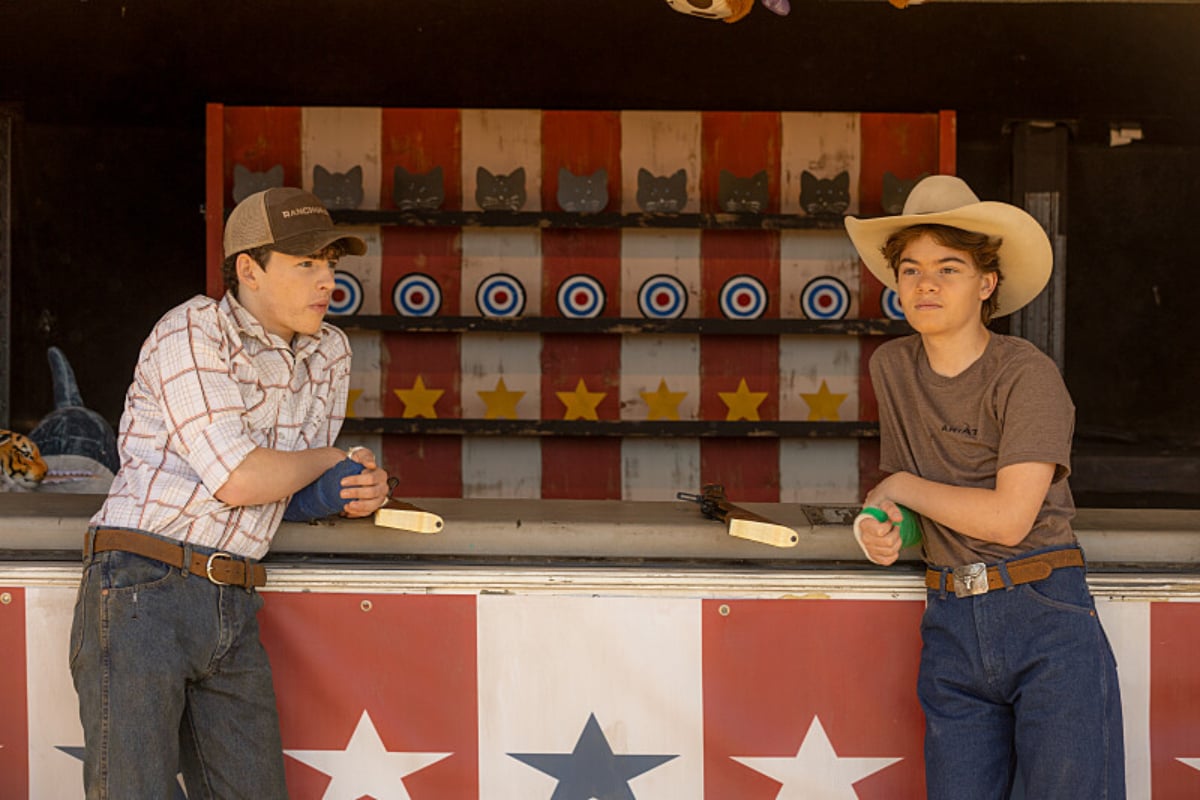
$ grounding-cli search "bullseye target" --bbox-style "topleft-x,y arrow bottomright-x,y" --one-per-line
328,271 -> 363,316
392,273 -> 443,317
637,274 -> 689,319
881,287 -> 905,320
719,275 -> 768,320
556,274 -> 606,319
800,276 -> 850,320
475,273 -> 527,318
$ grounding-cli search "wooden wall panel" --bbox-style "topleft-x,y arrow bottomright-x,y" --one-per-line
381,108 -> 462,210
700,110 -> 782,215
380,227 -> 463,318
780,230 -> 861,320
462,334 -> 541,421
541,111 -> 621,212
700,112 -> 781,214
382,332 -> 462,498
699,228 -> 780,499
462,334 -> 542,497
779,440 -> 861,503
462,438 -> 541,498
221,106 -> 303,208
622,439 -> 701,502
381,435 -> 462,499
301,107 -> 382,208
700,439 -> 781,503
620,335 -> 700,422
540,329 -> 622,499
859,113 -> 941,218
619,230 -> 700,319
619,111 -> 701,214
460,230 -> 542,318
461,109 -> 542,212
780,112 -> 860,217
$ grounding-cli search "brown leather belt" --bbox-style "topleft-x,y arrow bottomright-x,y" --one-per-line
89,528 -> 266,589
925,548 -> 1084,597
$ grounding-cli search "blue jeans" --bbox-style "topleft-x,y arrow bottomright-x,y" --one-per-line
69,532 -> 288,799
919,547 -> 1125,799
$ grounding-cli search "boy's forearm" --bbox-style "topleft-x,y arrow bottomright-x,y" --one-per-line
215,446 -> 347,507
877,464 -> 1054,547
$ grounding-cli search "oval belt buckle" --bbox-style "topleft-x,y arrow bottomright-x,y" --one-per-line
952,562 -> 989,598
205,551 -> 236,586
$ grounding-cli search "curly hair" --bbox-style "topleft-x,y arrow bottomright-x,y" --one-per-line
881,224 -> 1004,324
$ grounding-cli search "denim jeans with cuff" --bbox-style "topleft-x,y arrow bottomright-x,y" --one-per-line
70,535 -> 288,800
919,546 -> 1125,800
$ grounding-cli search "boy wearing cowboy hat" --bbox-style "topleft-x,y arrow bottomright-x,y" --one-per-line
846,175 -> 1124,798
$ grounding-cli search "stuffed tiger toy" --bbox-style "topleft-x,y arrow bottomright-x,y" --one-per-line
0,430 -> 49,490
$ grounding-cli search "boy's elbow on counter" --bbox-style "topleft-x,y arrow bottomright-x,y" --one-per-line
993,527 -> 1030,548
214,471 -> 259,507
990,514 -> 1041,548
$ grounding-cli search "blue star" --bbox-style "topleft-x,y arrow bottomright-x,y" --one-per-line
509,713 -> 678,800
58,746 -> 188,800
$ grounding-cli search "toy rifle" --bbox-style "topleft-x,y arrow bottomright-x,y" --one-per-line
374,498 -> 444,534
372,476 -> 444,533
676,484 -> 799,548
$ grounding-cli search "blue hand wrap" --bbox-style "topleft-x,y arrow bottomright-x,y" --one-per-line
283,459 -> 365,522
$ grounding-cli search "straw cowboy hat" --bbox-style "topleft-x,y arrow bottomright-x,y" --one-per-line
844,175 -> 1052,317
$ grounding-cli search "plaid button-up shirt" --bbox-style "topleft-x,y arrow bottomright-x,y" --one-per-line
92,293 -> 352,559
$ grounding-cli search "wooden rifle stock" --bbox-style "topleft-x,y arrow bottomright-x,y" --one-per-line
373,498 -> 444,534
677,484 -> 799,548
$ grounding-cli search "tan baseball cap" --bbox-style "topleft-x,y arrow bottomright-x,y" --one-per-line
223,187 -> 367,259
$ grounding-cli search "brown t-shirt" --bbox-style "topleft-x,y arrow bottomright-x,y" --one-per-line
870,333 -> 1077,567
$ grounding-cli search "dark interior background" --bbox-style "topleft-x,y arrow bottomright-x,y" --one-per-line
3,1 -> 1198,505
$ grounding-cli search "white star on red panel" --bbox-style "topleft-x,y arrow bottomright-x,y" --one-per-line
732,715 -> 902,799
285,710 -> 451,800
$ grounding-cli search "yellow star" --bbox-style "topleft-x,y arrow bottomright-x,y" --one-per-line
478,377 -> 525,420
393,375 -> 444,419
800,379 -> 848,421
640,378 -> 688,421
556,378 -> 606,421
345,388 -> 363,419
718,378 -> 768,421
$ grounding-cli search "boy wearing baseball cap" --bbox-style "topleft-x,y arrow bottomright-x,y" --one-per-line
846,176 -> 1124,798
71,188 -> 390,798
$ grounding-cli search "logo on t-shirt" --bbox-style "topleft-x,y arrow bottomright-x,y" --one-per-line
941,422 -> 978,438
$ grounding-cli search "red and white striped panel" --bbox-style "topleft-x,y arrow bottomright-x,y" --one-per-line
3,582 -> 1183,798
458,76 -> 543,502
301,107 -> 383,208
460,334 -> 541,498
780,112 -> 861,217
462,109 -> 542,212
619,111 -> 701,214
779,335 -> 861,504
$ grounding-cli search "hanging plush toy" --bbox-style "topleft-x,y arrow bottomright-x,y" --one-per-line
663,0 -> 790,23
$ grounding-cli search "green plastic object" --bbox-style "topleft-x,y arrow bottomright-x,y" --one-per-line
860,505 -> 922,548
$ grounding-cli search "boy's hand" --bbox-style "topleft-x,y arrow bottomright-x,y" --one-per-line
855,499 -> 904,565
339,447 -> 391,518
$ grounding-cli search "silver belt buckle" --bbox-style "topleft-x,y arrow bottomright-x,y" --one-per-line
952,562 -> 989,598
205,551 -> 236,586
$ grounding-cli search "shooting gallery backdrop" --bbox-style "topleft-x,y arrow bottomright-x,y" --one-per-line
205,106 -> 954,503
